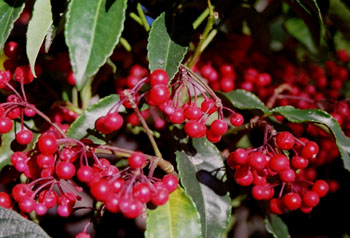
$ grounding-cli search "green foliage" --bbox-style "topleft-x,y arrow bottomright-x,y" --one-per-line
67,95 -> 122,142
271,106 -> 350,171
26,0 -> 53,77
145,187 -> 202,238
0,120 -> 38,172
0,206 -> 51,238
265,214 -> 291,238
176,138 -> 231,238
0,0 -> 26,50
147,12 -> 190,80
65,0 -> 127,90
220,89 -> 269,114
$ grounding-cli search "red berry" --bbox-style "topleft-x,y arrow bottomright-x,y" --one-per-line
4,41 -> 19,59
35,203 -> 48,215
77,166 -> 94,182
302,191 -> 320,207
119,198 -> 143,218
210,119 -> 228,136
152,189 -> 169,206
38,190 -> 57,208
312,180 -> 329,197
201,99 -> 218,114
169,109 -> 185,124
234,166 -> 253,186
269,154 -> 290,172
0,192 -> 12,208
149,85 -> 170,105
244,68 -> 258,82
67,71 -> 76,86
76,232 -> 91,238
38,133 -> 58,154
206,129 -> 221,143
230,113 -> 244,127
128,152 -> 146,169
90,179 -> 111,202
150,69 -> 169,86
248,152 -> 267,170
276,132 -> 295,150
57,205 -> 72,217
279,169 -> 296,183
255,73 -> 271,87
16,130 -> 33,145
133,183 -> 152,203
56,162 -> 76,179
228,148 -> 248,167
291,156 -> 308,169
110,178 -> 125,193
219,77 -> 234,92
11,184 -> 33,202
184,105 -> 203,120
0,70 -> 10,88
37,153 -> 55,168
19,197 -> 36,213
301,141 -> 319,159
105,194 -> 120,213
10,151 -> 27,166
104,112 -> 124,131
95,116 -> 113,134
269,198 -> 285,214
0,117 -> 13,133
162,174 -> 178,192
283,192 -> 301,210
184,120 -> 206,138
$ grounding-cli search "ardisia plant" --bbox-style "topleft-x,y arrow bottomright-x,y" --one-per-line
0,0 -> 349,238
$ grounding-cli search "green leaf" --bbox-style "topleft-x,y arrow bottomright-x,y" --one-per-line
147,12 -> 190,80
334,31 -> 350,52
145,187 -> 202,238
271,106 -> 350,171
328,0 -> 350,38
26,0 -> 53,77
67,95 -> 122,141
0,120 -> 38,172
176,138 -> 231,238
65,0 -> 127,90
265,214 -> 290,238
285,18 -> 317,54
0,0 -> 26,50
0,206 -> 51,237
220,89 -> 269,114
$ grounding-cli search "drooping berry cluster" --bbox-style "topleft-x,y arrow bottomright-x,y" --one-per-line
227,129 -> 331,214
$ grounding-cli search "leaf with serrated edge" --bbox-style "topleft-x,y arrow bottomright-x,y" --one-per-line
271,106 -> 350,171
220,89 -> 269,114
65,0 -> 127,89
26,0 -> 53,77
265,214 -> 290,238
67,95 -> 123,140
0,206 -> 51,237
147,12 -> 189,80
0,0 -> 26,50
176,138 -> 231,238
145,187 -> 202,238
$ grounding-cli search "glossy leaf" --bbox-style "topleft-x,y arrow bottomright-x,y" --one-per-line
67,95 -> 122,141
271,106 -> 350,171
145,187 -> 202,238
65,0 -> 127,89
0,120 -> 38,172
0,206 -> 51,238
220,89 -> 269,114
176,138 -> 231,238
147,12 -> 190,80
285,18 -> 317,54
0,0 -> 26,50
283,0 -> 322,45
26,0 -> 53,77
328,0 -> 350,38
265,214 -> 290,238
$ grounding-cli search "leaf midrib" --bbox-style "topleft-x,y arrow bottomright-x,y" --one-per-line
81,0 -> 103,77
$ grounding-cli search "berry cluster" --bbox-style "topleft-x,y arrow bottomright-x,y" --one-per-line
96,67 -> 244,144
227,129 -> 330,214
